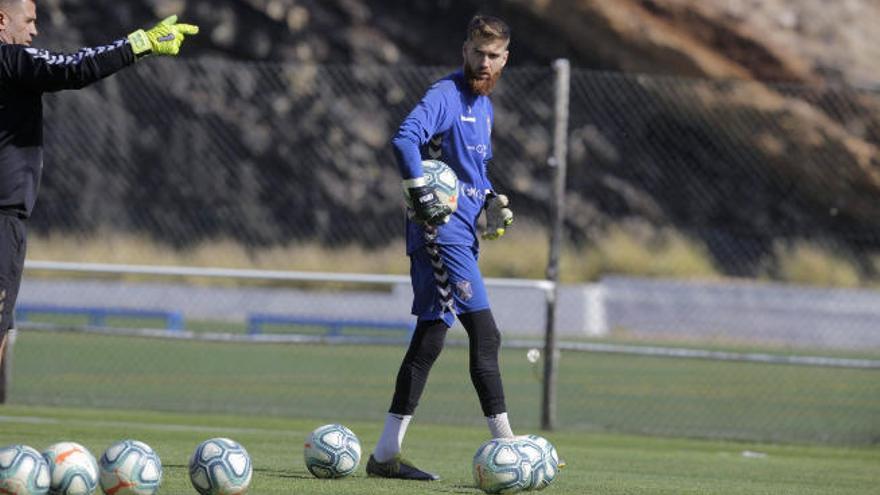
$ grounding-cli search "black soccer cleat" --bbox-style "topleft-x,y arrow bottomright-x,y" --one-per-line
366,454 -> 441,481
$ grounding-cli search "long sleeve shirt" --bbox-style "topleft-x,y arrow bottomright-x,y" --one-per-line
0,39 -> 136,218
392,70 -> 496,254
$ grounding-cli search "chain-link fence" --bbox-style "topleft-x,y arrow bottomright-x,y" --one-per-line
7,60 -> 880,445
566,70 -> 880,276
32,60 -> 880,279
35,60 -> 559,249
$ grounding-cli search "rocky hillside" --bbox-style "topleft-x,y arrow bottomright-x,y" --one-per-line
36,0 -> 880,86
30,0 -> 880,277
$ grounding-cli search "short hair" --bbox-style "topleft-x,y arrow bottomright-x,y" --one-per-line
0,0 -> 32,9
466,14 -> 510,44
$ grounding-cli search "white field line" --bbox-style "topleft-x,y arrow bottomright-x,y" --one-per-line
0,415 -> 303,437
18,323 -> 880,369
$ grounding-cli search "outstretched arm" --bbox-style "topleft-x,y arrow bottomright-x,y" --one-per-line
0,15 -> 198,93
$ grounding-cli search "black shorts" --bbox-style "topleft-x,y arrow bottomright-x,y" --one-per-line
0,214 -> 26,336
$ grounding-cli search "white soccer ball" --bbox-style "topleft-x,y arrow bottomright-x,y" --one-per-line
403,159 -> 460,214
188,438 -> 252,495
98,440 -> 162,495
516,435 -> 560,490
42,442 -> 99,495
472,437 -> 533,494
303,424 -> 361,479
0,444 -> 51,495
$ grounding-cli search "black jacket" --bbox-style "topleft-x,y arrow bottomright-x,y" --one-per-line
0,39 -> 135,218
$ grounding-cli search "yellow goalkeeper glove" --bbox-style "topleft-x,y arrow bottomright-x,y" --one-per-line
482,193 -> 514,240
128,15 -> 199,58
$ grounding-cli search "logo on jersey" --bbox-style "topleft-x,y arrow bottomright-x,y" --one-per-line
24,40 -> 126,66
463,186 -> 488,202
455,280 -> 474,302
461,105 -> 476,123
466,144 -> 488,158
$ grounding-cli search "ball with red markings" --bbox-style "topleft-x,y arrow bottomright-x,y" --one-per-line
98,440 -> 162,495
402,159 -> 460,214
0,444 -> 51,495
41,442 -> 99,495
472,437 -> 533,494
303,424 -> 361,479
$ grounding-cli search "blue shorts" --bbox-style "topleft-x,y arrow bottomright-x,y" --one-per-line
410,243 -> 489,327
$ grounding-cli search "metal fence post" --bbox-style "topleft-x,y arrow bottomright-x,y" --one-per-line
542,59 -> 570,431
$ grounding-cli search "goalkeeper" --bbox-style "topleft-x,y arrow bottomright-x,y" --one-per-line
0,0 -> 198,368
367,14 -> 515,481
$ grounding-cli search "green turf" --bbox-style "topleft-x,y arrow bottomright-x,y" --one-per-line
0,405 -> 877,494
6,331 -> 880,445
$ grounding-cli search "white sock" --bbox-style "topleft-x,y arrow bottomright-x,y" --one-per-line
373,413 -> 413,462
487,412 -> 515,438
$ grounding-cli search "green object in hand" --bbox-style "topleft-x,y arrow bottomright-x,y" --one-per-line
128,15 -> 199,58
482,193 -> 513,240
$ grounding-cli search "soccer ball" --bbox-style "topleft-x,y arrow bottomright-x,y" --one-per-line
516,435 -> 560,490
188,438 -> 252,495
472,438 -> 533,494
403,159 -> 459,214
98,440 -> 162,495
303,424 -> 361,479
0,444 -> 51,495
42,442 -> 99,495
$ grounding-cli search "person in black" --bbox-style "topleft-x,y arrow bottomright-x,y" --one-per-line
0,0 -> 198,367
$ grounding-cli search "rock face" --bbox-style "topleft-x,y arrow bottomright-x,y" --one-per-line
510,0 -> 867,85
36,0 -> 880,85
29,0 -> 880,277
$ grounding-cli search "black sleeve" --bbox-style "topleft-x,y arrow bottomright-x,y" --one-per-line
0,40 -> 136,93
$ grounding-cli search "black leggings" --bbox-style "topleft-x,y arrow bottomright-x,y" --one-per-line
389,309 -> 507,416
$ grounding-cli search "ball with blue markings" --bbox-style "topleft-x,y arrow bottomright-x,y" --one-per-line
303,424 -> 361,479
472,437 -> 533,493
98,440 -> 162,495
517,435 -> 560,490
188,438 -> 252,495
41,441 -> 99,495
403,159 -> 460,214
0,444 -> 51,495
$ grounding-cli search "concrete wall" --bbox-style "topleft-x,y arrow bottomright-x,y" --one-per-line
17,275 -> 880,348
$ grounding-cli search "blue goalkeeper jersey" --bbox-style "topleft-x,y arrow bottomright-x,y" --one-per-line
392,70 -> 496,254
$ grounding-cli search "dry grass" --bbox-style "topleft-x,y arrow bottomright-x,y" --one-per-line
29,232 -> 409,275
561,222 -> 718,282
769,241 -> 862,287
26,223 -> 878,287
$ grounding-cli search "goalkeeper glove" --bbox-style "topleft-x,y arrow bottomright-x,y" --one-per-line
128,15 -> 199,58
482,192 -> 514,240
404,179 -> 452,226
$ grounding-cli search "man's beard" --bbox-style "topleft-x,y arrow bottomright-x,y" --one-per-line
464,63 -> 502,96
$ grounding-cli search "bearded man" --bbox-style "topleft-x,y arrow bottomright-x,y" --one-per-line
366,14 -> 516,481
